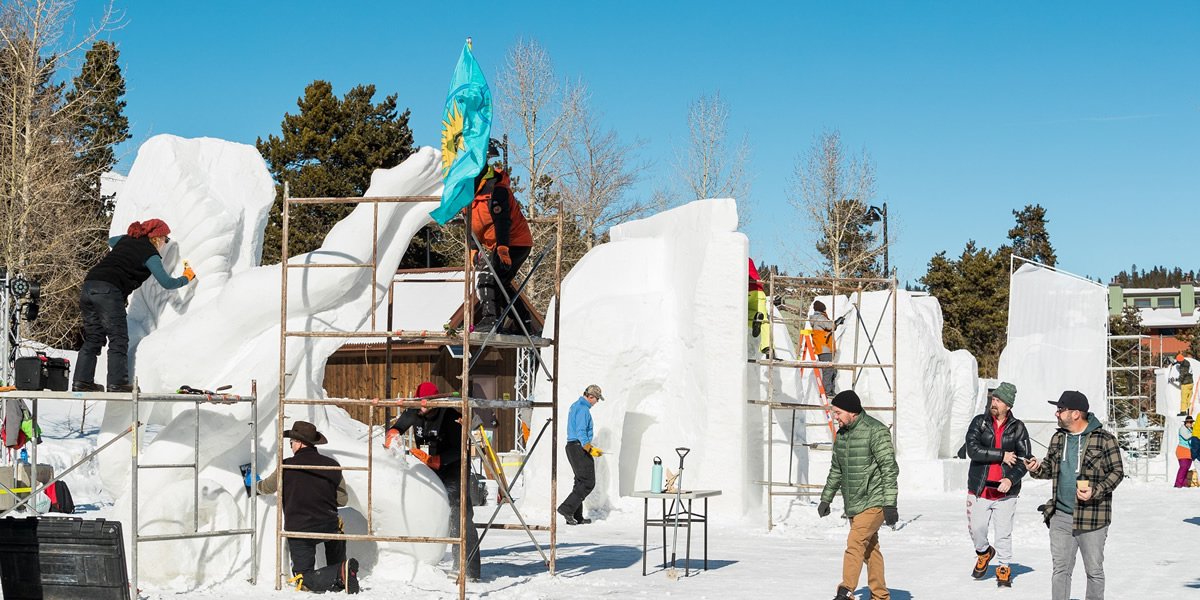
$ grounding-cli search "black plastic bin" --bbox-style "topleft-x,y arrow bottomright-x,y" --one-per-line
0,516 -> 129,600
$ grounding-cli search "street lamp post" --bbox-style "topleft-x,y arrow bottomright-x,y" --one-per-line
864,203 -> 889,278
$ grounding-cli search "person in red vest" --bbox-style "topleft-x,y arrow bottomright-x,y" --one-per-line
468,140 -> 534,334
964,382 -> 1031,588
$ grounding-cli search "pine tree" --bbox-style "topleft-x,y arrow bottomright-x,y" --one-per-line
257,81 -> 418,265
66,40 -> 129,215
1007,204 -> 1056,267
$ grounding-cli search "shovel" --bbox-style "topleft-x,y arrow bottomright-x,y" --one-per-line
666,446 -> 690,580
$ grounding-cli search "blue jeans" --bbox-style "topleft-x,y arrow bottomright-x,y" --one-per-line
74,280 -> 129,387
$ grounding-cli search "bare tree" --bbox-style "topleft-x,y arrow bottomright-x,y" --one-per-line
494,37 -> 581,216
558,94 -> 648,251
0,0 -> 119,349
788,130 -> 886,278
492,37 -> 585,310
660,92 -> 752,222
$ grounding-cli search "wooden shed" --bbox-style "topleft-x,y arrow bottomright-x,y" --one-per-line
323,267 -> 544,452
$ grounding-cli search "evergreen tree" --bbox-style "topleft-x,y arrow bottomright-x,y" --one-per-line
66,40 -> 129,215
257,81 -> 420,265
1007,204 -> 1056,266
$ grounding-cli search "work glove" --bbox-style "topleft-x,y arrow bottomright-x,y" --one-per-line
588,445 -> 603,458
772,294 -> 783,307
244,470 -> 260,488
834,315 -> 845,326
384,429 -> 399,449
751,312 -> 764,337
817,501 -> 831,518
883,506 -> 899,526
183,266 -> 196,282
496,245 -> 512,267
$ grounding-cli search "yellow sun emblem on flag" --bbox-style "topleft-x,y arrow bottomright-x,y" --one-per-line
441,100 -> 465,176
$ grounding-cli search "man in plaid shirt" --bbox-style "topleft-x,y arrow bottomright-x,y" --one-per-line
1025,391 -> 1123,600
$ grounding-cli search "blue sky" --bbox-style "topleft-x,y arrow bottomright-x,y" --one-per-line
71,1 -> 1199,284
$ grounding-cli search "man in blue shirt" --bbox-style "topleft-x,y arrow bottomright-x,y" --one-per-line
558,384 -> 604,525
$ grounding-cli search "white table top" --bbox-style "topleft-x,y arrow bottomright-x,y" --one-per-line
630,489 -> 722,500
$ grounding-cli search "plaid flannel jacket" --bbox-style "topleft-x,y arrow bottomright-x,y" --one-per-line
1029,422 -> 1124,532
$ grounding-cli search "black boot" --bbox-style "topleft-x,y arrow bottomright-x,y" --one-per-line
973,546 -> 996,579
72,381 -> 104,392
833,585 -> 855,599
340,558 -> 360,594
107,383 -> 134,393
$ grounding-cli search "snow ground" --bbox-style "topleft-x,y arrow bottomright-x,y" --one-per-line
123,480 -> 1199,600
20,400 -> 1199,600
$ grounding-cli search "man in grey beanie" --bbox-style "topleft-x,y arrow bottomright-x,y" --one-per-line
964,382 -> 1031,588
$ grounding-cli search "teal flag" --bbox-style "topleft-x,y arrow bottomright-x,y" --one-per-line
431,42 -> 492,225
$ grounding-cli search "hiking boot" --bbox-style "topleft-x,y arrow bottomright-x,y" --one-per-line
341,558 -> 359,594
72,381 -> 104,392
973,546 -> 996,579
996,565 -> 1011,587
574,514 -> 592,524
107,383 -> 135,393
832,585 -> 855,599
556,505 -> 579,525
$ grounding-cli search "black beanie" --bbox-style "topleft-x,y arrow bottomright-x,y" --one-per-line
831,390 -> 862,413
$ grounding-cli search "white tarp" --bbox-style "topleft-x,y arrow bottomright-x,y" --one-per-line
998,261 -> 1108,447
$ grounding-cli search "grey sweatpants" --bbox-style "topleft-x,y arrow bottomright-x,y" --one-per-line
1049,511 -> 1108,600
966,494 -> 1017,564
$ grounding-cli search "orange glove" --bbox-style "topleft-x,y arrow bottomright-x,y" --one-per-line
384,429 -> 399,449
496,245 -> 511,266
409,447 -> 441,470
183,266 -> 196,281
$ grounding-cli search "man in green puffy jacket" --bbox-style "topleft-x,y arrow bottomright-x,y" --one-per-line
818,390 -> 900,600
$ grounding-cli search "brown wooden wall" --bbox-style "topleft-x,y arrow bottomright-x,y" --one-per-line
323,345 -> 519,451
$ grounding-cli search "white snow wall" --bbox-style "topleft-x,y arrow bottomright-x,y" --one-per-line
998,262 -> 1108,448
808,291 -> 980,461
95,137 -> 454,589
521,199 -> 770,518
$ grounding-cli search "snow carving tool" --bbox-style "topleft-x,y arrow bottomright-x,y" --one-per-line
667,446 -> 691,580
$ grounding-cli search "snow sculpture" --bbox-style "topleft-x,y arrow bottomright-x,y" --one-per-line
97,138 -> 455,588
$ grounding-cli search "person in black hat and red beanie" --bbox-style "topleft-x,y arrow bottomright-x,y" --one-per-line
257,420 -> 359,594
1025,391 -> 1123,600
818,390 -> 899,600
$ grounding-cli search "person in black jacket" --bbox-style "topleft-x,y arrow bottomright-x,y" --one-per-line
72,219 -> 196,393
964,382 -> 1030,588
257,421 -> 358,594
385,381 -> 480,582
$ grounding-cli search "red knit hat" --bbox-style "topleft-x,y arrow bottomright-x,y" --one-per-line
126,219 -> 171,239
415,381 -> 439,398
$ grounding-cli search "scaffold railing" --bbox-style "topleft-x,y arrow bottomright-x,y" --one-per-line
751,274 -> 898,530
276,186 -> 564,600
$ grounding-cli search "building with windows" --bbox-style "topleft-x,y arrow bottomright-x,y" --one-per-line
1108,282 -> 1197,355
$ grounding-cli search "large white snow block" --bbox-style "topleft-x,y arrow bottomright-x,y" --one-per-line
522,199 -> 762,517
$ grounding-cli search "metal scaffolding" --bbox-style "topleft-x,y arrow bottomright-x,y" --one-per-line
0,383 -> 260,596
748,275 -> 898,530
275,188 -> 564,599
1106,333 -> 1163,481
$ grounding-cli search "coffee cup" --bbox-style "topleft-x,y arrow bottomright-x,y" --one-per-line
1076,479 -> 1090,491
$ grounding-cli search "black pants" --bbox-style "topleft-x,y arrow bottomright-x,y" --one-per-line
74,280 -> 130,387
479,246 -> 533,328
559,441 -> 595,519
439,466 -> 481,579
288,520 -> 346,592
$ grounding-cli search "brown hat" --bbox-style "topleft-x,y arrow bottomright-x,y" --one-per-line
283,420 -> 328,445
584,384 -> 604,401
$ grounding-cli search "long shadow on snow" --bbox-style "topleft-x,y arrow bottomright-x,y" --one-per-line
482,541 -> 641,577
1184,517 -> 1200,527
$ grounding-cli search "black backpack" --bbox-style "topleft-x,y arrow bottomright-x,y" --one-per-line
49,480 -> 75,514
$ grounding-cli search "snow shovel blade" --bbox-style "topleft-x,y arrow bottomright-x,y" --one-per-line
667,565 -> 678,580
